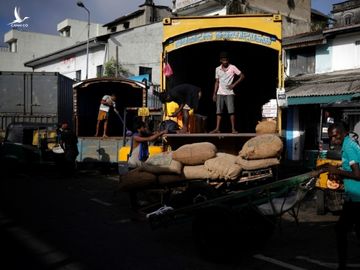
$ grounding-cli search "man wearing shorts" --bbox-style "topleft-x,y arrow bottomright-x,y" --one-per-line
159,83 -> 202,133
95,94 -> 118,137
211,51 -> 244,134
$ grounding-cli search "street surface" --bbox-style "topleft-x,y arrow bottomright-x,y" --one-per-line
0,166 -> 359,270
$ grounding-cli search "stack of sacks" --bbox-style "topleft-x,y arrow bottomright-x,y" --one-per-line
236,134 -> 283,170
172,142 -> 217,165
255,120 -> 277,134
171,142 -> 218,181
204,153 -> 242,180
119,168 -> 157,191
119,152 -> 183,191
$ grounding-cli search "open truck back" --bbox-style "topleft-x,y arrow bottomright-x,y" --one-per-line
161,14 -> 285,152
73,77 -> 148,164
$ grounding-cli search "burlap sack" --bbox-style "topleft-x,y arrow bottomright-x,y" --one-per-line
172,142 -> 217,165
255,120 -> 277,134
183,165 -> 212,179
119,168 -> 157,191
204,153 -> 242,180
239,134 -> 283,160
158,174 -> 187,185
140,152 -> 182,175
236,157 -> 280,170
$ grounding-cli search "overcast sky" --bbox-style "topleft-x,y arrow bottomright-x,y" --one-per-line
0,0 -> 341,47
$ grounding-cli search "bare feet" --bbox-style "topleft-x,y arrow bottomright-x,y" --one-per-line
209,129 -> 220,134
232,130 -> 238,134
103,134 -> 108,138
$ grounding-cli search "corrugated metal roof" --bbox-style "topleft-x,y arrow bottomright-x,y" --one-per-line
286,70 -> 360,105
287,80 -> 360,98
283,31 -> 325,48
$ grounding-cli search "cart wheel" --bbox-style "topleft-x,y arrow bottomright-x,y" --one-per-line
316,189 -> 326,215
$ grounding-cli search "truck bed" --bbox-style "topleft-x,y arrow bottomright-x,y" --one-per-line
77,137 -> 129,163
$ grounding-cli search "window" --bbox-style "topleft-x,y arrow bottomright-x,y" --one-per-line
8,40 -> 17,52
61,26 -> 71,37
96,65 -> 103,78
345,14 -> 352,25
76,70 -> 81,82
110,26 -> 117,33
123,22 -> 130,29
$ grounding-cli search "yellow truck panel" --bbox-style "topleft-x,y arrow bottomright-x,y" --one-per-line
161,15 -> 284,133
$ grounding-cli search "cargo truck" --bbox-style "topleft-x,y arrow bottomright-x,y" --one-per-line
72,77 -> 163,166
160,14 -> 285,154
0,71 -> 74,132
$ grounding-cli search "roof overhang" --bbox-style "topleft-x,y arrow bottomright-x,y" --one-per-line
103,10 -> 145,27
73,77 -> 146,90
283,31 -> 326,49
24,37 -> 108,68
323,23 -> 360,36
287,94 -> 356,105
286,70 -> 360,105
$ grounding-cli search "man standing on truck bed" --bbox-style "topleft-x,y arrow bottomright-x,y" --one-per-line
159,83 -> 202,133
211,51 -> 245,134
95,94 -> 118,137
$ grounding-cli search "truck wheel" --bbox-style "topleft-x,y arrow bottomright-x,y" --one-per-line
316,189 -> 326,215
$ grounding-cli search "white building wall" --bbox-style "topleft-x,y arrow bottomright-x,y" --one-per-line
107,22 -> 163,84
331,32 -> 360,71
1,30 -> 76,71
196,6 -> 227,16
57,19 -> 107,41
33,46 -> 106,81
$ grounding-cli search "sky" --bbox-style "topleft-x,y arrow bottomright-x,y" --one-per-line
0,0 -> 342,47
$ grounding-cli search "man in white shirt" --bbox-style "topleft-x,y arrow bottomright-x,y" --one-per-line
95,94 -> 118,137
211,51 -> 245,134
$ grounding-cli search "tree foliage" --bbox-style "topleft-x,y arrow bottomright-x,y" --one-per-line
104,57 -> 129,77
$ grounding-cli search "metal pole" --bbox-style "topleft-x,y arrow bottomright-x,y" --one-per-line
85,7 -> 90,80
77,1 -> 90,80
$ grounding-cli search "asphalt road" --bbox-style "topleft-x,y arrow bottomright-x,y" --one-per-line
0,167 -> 359,270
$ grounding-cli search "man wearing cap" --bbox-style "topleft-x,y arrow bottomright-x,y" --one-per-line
211,51 -> 244,134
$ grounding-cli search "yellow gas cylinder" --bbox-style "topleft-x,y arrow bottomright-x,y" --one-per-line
118,145 -> 164,162
316,158 -> 342,189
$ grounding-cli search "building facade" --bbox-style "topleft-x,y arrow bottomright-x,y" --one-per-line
283,0 -> 360,161
1,19 -> 107,72
103,0 -> 171,33
173,0 -> 312,37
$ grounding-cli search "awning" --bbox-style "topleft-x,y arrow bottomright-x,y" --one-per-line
288,94 -> 354,105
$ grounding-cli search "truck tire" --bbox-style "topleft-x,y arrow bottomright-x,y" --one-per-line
316,189 -> 326,215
